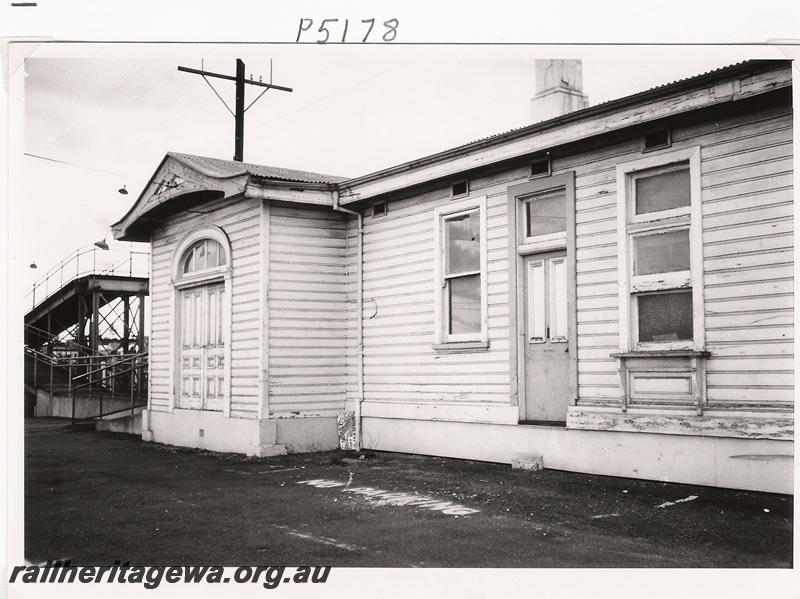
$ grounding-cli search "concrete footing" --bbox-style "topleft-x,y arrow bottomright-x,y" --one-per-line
362,417 -> 793,494
141,409 -> 339,456
96,411 -> 142,435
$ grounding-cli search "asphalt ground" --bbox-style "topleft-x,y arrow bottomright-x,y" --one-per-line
24,418 -> 792,567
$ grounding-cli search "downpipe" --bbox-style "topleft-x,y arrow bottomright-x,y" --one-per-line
331,190 -> 364,450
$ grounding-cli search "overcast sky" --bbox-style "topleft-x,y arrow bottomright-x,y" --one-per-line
12,43 -> 792,293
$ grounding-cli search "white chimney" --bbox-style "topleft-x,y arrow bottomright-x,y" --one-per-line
530,59 -> 589,122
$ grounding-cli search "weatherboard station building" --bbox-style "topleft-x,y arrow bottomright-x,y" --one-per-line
111,59 -> 794,494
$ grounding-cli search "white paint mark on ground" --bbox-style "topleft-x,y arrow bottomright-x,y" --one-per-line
589,513 -> 621,519
273,526 -> 365,552
257,467 -> 302,474
297,479 -> 480,516
656,495 -> 699,509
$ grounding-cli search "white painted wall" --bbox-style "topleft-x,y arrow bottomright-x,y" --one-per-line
267,204 -> 348,417
149,194 -> 263,417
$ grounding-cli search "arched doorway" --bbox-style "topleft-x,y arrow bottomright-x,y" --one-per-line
172,226 -> 232,412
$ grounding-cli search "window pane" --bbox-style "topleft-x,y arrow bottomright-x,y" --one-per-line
449,274 -> 481,335
445,211 -> 480,275
635,166 -> 690,215
183,249 -> 195,274
526,189 -> 566,237
196,241 -> 207,271
638,291 -> 693,343
634,229 -> 690,275
207,239 -> 219,268
182,239 -> 226,274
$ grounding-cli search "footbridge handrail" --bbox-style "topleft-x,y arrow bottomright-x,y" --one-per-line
25,245 -> 150,311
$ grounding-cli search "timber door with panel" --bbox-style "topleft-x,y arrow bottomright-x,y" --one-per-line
522,251 -> 570,422
180,283 -> 225,411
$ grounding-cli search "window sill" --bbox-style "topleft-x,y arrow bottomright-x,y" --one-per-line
611,350 -> 710,359
433,340 -> 490,354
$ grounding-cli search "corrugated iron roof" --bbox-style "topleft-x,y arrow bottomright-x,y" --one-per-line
340,60 -> 787,189
168,152 -> 347,184
457,61 -> 755,148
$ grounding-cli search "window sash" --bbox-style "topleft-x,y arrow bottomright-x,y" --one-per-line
523,189 -> 567,239
434,196 -> 488,345
633,289 -> 695,350
629,161 -> 691,221
445,273 -> 482,339
521,187 -> 567,244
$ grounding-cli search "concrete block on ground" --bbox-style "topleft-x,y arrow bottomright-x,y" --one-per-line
511,454 -> 545,471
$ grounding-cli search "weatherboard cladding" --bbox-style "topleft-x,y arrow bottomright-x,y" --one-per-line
571,102 -> 793,410
149,194 -> 263,417
267,204 -> 349,416
342,95 -> 793,420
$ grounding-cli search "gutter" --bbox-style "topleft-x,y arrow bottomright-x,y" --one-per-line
331,190 -> 364,450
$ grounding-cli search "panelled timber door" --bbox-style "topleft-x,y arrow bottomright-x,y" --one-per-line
180,283 -> 225,411
522,251 -> 570,422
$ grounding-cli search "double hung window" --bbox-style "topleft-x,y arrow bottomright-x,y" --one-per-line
617,147 -> 704,351
434,196 -> 488,347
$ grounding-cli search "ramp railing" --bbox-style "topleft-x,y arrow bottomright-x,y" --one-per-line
71,352 -> 148,423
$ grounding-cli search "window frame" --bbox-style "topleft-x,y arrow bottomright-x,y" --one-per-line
616,146 -> 704,353
521,186 -> 568,246
181,238 -> 227,277
433,195 -> 489,348
172,226 -> 230,289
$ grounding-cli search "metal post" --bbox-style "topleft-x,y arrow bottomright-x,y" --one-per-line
91,291 -> 100,353
68,362 -> 73,394
137,294 -> 145,353
77,296 -> 85,351
129,251 -> 133,276
122,296 -> 130,355
71,387 -> 76,423
99,368 -> 104,420
130,357 -> 136,415
47,312 -> 53,394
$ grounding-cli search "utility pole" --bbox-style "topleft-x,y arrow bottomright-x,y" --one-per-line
177,59 -> 293,162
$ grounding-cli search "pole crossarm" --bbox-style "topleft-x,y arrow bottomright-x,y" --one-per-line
178,66 -> 293,92
177,59 -> 293,162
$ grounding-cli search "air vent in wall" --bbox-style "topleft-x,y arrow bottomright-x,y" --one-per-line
451,180 -> 469,198
372,201 -> 387,217
530,156 -> 551,178
643,128 -> 671,151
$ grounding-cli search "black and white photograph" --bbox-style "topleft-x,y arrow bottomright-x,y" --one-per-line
2,3 -> 798,597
